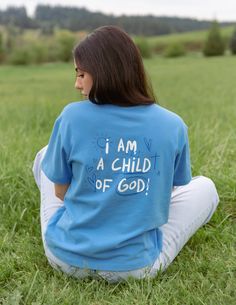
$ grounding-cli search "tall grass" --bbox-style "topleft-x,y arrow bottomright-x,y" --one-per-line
0,54 -> 235,304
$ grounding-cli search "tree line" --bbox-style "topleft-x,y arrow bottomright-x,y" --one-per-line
0,5 -> 234,36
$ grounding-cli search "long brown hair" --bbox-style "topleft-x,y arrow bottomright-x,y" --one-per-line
73,26 -> 156,106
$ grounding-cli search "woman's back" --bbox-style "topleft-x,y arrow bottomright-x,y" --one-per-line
42,100 -> 191,271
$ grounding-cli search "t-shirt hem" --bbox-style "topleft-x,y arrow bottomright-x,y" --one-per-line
41,165 -> 71,184
173,176 -> 192,186
46,243 -> 161,272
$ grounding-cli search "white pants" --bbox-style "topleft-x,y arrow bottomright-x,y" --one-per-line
33,146 -> 219,283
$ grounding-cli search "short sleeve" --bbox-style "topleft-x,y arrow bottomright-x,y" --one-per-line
41,113 -> 72,184
173,123 -> 192,186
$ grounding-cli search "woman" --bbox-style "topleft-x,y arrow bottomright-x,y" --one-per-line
33,26 -> 219,283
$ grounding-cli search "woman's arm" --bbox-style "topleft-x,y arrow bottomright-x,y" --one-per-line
54,183 -> 70,201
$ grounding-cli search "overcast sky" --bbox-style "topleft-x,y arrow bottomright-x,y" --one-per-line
0,0 -> 236,22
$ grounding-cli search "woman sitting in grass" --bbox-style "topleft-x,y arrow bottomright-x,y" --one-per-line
33,25 -> 219,283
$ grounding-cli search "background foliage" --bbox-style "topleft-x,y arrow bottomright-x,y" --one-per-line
0,5 -> 234,36
0,23 -> 235,64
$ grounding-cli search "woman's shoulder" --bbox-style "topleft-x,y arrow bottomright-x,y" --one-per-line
152,104 -> 186,127
62,100 -> 90,113
60,100 -> 93,119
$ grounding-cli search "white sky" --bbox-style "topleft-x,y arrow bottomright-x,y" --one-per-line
0,0 -> 236,22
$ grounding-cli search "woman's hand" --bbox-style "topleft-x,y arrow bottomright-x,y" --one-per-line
54,183 -> 70,201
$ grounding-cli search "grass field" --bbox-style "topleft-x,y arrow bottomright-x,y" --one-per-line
0,54 -> 236,304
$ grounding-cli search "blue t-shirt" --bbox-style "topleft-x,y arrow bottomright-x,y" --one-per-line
42,101 -> 192,271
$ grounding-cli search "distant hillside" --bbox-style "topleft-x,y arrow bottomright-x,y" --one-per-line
147,25 -> 235,52
0,5 -> 235,36
148,26 -> 235,46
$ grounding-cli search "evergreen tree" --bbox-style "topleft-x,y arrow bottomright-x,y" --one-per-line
203,20 -> 225,56
229,27 -> 236,55
0,31 -> 4,63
